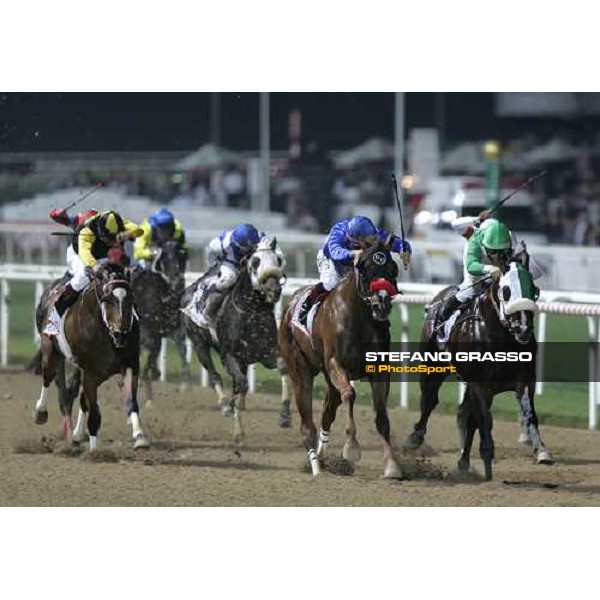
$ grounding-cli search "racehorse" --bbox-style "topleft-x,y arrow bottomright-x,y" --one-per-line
33,263 -> 149,452
280,240 -> 403,478
130,240 -> 190,401
181,236 -> 290,442
405,264 -> 552,480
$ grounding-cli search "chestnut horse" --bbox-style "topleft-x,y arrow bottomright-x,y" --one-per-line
34,263 -> 148,452
280,241 -> 403,478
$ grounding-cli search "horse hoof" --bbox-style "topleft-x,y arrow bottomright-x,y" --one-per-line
34,410 -> 48,425
484,463 -> 493,481
518,432 -> 533,446
221,403 -> 234,417
134,436 -> 150,449
342,442 -> 362,463
383,461 -> 403,480
536,449 -> 554,465
404,430 -> 424,450
458,457 -> 470,472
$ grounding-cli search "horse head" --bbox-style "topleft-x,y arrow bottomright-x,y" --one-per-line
494,262 -> 539,345
152,240 -> 187,290
355,239 -> 399,322
96,264 -> 136,348
246,236 -> 287,303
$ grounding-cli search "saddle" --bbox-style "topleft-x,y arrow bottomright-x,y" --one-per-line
435,293 -> 481,347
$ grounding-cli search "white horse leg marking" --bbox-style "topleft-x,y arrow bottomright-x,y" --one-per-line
281,375 -> 289,403
35,386 -> 49,412
308,449 -> 321,476
130,412 -> 144,439
317,428 -> 330,457
89,435 -> 97,453
215,383 -> 225,405
72,409 -> 87,442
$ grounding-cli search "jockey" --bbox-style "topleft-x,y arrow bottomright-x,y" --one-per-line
189,223 -> 263,328
437,213 -> 543,325
134,208 -> 189,270
49,207 -> 99,230
44,210 -> 143,336
298,215 -> 412,322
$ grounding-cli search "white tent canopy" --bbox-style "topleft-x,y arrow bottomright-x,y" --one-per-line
333,137 -> 394,169
174,143 -> 242,171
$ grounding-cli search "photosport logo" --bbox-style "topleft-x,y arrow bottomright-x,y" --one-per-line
360,343 -> 593,382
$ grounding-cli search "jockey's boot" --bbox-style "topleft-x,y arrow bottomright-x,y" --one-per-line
436,295 -> 462,329
203,290 -> 225,328
43,284 -> 79,337
56,284 -> 80,316
298,283 -> 328,325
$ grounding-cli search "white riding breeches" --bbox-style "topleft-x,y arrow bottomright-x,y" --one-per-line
317,249 -> 349,292
67,245 -> 90,292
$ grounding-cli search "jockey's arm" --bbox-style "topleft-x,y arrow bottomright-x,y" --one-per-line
205,236 -> 224,267
78,226 -> 97,267
174,220 -> 190,254
133,221 -> 154,261
49,208 -> 76,228
326,225 -> 354,264
465,234 -> 488,278
119,220 -> 144,242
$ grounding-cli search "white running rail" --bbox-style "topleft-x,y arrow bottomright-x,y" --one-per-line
2,264 -> 600,428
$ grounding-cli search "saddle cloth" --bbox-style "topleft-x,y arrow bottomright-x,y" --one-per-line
55,307 -> 77,364
436,310 -> 460,346
291,288 -> 322,337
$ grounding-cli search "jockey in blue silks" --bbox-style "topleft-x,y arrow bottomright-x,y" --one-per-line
298,215 -> 412,322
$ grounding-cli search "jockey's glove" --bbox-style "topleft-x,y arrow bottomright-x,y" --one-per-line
352,250 -> 363,265
485,265 -> 502,280
400,251 -> 411,268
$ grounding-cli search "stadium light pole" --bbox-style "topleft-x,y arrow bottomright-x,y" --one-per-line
259,92 -> 270,212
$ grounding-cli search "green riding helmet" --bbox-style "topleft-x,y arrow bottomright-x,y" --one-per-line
482,220 -> 512,251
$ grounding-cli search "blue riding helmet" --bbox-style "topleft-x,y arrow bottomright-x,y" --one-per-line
347,215 -> 378,242
231,223 -> 260,251
149,208 -> 175,228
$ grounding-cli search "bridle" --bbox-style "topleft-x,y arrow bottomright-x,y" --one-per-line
93,273 -> 137,346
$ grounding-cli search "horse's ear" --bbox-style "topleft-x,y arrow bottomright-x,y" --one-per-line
270,237 -> 277,250
383,234 -> 393,249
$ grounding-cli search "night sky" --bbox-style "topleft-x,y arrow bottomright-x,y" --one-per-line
0,92 -> 586,152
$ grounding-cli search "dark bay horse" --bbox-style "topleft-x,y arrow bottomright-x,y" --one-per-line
405,263 -> 552,480
280,241 -> 403,478
34,263 -> 148,452
181,236 -> 290,442
131,240 -> 190,401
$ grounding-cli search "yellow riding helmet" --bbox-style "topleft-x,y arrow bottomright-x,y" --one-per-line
104,212 -> 119,235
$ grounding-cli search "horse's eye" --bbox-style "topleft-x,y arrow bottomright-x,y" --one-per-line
502,286 -> 511,302
251,257 -> 260,269
277,257 -> 283,267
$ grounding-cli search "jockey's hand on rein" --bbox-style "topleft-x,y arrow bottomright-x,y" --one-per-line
488,265 -> 502,280
352,250 -> 363,266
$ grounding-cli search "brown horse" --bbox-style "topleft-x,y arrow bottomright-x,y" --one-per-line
280,241 -> 403,478
34,263 -> 148,453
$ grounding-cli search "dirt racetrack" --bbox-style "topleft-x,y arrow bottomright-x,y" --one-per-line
1,370 -> 600,506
